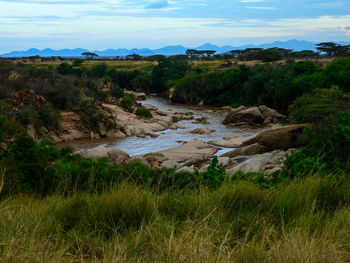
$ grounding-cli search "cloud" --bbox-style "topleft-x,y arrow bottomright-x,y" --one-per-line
145,0 -> 169,9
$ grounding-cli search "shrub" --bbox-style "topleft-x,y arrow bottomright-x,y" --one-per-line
119,94 -> 136,113
135,107 -> 153,118
171,116 -> 179,123
2,134 -> 72,194
283,111 -> 350,176
202,156 -> 227,188
110,85 -> 124,98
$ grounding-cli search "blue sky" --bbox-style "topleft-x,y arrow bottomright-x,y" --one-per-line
0,0 -> 349,52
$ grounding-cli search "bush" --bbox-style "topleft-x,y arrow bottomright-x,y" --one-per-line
135,107 -> 153,118
171,116 -> 179,123
119,94 -> 136,113
283,111 -> 350,176
110,85 -> 124,98
202,156 -> 227,187
2,134 -> 72,194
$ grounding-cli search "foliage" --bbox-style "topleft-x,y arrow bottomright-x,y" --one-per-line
171,116 -> 179,123
119,94 -> 136,113
110,85 -> 124,98
202,156 -> 227,187
135,107 -> 153,118
289,88 -> 350,123
283,111 -> 350,176
1,134 -> 72,194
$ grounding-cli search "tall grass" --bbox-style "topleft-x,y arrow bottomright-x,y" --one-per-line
1,175 -> 350,262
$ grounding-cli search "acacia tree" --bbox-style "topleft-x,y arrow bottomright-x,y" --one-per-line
82,52 -> 98,61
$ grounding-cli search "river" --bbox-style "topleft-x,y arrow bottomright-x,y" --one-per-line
65,97 -> 260,156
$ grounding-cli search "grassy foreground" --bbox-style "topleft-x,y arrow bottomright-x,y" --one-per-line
1,174 -> 350,263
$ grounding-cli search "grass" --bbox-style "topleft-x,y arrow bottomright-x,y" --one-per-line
21,58 -> 335,74
1,175 -> 350,262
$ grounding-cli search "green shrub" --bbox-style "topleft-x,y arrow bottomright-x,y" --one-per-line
171,116 -> 179,123
119,93 -> 136,113
110,85 -> 124,98
135,107 -> 153,118
202,156 -> 227,188
1,134 -> 72,194
283,111 -> 350,176
289,88 -> 350,123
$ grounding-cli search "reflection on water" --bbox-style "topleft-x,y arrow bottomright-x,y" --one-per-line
65,97 -> 260,156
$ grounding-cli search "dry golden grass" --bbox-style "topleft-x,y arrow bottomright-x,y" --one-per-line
1,177 -> 350,263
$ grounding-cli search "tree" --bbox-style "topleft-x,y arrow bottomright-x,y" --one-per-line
82,52 -> 98,60
315,42 -> 349,57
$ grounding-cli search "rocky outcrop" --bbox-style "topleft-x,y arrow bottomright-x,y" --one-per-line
223,105 -> 286,127
9,89 -> 47,112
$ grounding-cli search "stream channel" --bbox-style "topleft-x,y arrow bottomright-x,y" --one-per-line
65,97 -> 262,156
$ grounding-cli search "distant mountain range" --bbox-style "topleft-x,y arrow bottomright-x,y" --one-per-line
2,39 -> 349,58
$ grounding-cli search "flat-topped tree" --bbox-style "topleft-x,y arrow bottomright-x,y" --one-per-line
82,52 -> 98,61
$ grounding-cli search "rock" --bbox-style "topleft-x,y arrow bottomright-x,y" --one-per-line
223,107 -> 264,125
245,124 -> 308,150
259,105 -> 286,123
223,135 -> 237,140
169,123 -> 185,130
227,153 -> 273,175
209,134 -> 257,148
183,154 -> 211,167
176,165 -> 195,174
105,130 -> 127,138
155,109 -> 171,116
157,140 -> 219,163
127,157 -> 151,168
218,157 -> 230,166
191,128 -> 215,134
199,164 -> 209,173
160,160 -> 179,169
221,143 -> 267,158
108,148 -> 130,165
97,121 -> 106,136
193,117 -> 209,124
142,104 -> 158,111
77,145 -> 110,159
124,90 -> 146,100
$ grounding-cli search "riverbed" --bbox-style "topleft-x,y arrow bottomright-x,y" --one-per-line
65,97 -> 261,156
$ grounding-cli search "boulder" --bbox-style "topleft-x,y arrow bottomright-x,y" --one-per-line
227,153 -> 273,175
258,105 -> 286,123
221,143 -> 267,158
124,90 -> 146,100
191,128 -> 215,134
193,117 -> 209,124
127,157 -> 151,168
223,107 -> 264,125
245,124 -> 308,150
108,148 -> 130,165
218,157 -> 230,166
183,154 -> 211,167
77,145 -> 110,159
160,160 -> 179,169
177,165 -> 195,174
199,164 -> 209,173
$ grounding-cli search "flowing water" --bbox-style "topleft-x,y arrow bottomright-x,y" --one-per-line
65,97 -> 260,156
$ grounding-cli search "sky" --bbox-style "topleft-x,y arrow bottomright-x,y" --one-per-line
0,0 -> 349,53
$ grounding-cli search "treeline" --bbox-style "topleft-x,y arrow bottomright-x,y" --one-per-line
172,58 -> 350,120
